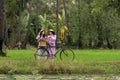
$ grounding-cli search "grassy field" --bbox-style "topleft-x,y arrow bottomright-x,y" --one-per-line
0,49 -> 120,61
0,49 -> 120,74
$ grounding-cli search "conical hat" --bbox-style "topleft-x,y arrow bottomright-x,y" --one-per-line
49,29 -> 54,32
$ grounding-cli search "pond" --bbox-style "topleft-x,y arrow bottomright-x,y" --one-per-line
0,74 -> 120,80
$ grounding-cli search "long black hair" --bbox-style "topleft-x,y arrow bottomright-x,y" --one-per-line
50,31 -> 55,35
40,30 -> 45,38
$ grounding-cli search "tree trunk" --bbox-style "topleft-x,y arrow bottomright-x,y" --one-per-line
78,0 -> 83,48
14,0 -> 22,49
33,0 -> 39,47
106,37 -> 112,49
21,1 -> 32,49
89,37 -> 92,48
4,10 -> 9,47
56,0 -> 59,48
63,0 -> 69,28
0,0 -> 6,56
17,0 -> 22,43
96,15 -> 104,48
96,27 -> 103,48
35,0 -> 39,35
63,0 -> 73,46
78,34 -> 82,48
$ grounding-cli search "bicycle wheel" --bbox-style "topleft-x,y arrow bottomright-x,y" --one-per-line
34,48 -> 49,61
60,49 -> 75,61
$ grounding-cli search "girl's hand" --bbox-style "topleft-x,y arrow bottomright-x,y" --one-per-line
40,38 -> 45,41
48,35 -> 51,38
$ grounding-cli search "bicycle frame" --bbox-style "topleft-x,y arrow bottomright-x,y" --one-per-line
54,48 -> 62,57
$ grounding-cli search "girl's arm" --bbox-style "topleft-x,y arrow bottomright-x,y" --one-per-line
36,35 -> 44,41
36,35 -> 40,40
51,35 -> 56,41
46,35 -> 56,45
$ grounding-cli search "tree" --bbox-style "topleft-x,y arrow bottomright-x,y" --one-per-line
21,1 -> 32,49
35,0 -> 39,35
0,0 -> 6,56
2,0 -> 120,49
77,0 -> 83,48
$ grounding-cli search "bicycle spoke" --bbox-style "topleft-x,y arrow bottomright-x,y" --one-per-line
60,49 -> 75,61
34,48 -> 49,61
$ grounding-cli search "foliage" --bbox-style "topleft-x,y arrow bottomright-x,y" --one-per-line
69,0 -> 120,48
3,0 -> 120,49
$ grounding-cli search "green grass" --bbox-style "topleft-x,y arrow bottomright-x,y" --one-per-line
0,49 -> 120,74
0,50 -> 35,60
75,49 -> 120,61
0,49 -> 120,61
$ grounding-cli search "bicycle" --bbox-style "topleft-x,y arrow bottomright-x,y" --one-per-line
34,43 -> 75,61
34,47 -> 49,61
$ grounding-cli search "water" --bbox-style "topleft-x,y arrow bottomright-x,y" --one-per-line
0,74 -> 120,80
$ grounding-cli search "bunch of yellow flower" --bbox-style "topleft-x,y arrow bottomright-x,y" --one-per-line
60,25 -> 68,40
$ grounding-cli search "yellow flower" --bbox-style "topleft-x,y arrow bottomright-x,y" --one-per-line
60,28 -> 65,40
58,14 -> 62,20
64,25 -> 68,30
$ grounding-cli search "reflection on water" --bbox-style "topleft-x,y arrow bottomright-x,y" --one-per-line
0,74 -> 120,80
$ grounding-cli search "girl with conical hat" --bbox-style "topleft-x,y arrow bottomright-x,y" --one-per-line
36,29 -> 47,60
46,29 -> 57,59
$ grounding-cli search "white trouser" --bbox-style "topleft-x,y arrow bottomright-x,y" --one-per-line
38,49 -> 47,60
